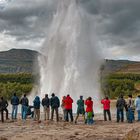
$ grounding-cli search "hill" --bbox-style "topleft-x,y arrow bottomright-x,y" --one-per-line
0,49 -> 140,75
0,48 -> 39,73
101,59 -> 140,76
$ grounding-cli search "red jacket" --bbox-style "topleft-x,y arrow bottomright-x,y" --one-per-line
101,99 -> 110,110
64,96 -> 73,110
85,100 -> 93,112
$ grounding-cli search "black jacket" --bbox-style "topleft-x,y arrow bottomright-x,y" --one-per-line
116,98 -> 127,110
42,97 -> 50,107
0,99 -> 8,110
20,97 -> 29,106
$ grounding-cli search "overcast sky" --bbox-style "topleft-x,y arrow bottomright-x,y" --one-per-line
0,0 -> 140,60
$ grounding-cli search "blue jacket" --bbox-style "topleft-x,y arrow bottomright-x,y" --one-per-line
33,96 -> 40,109
11,96 -> 19,105
135,97 -> 140,111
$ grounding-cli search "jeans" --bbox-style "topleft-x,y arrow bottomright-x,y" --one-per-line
12,105 -> 18,119
21,105 -> 28,120
63,109 -> 66,121
85,112 -> 94,125
127,108 -> 134,123
137,110 -> 140,121
104,110 -> 111,121
117,109 -> 124,122
65,109 -> 73,122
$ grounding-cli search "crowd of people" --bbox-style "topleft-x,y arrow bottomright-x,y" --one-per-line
0,93 -> 140,125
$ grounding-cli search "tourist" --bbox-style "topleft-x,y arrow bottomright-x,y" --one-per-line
50,93 -> 60,122
101,96 -> 111,121
11,93 -> 19,120
61,96 -> 66,121
42,94 -> 50,120
75,96 -> 85,124
85,97 -> 94,125
134,95 -> 140,122
64,94 -> 74,122
0,97 -> 9,122
26,105 -> 34,118
33,96 -> 41,122
116,95 -> 127,122
20,94 -> 29,121
126,95 -> 135,123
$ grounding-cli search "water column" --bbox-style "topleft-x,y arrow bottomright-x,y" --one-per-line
38,0 -> 102,112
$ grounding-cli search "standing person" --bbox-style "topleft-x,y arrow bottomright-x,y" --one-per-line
116,95 -> 127,122
11,93 -> 19,120
33,96 -> 41,122
42,94 -> 50,121
0,97 -> 9,122
64,95 -> 74,122
85,97 -> 94,125
101,96 -> 111,121
20,94 -> 29,121
127,95 -> 135,123
50,93 -> 60,122
135,95 -> 140,122
75,96 -> 85,124
61,96 -> 66,121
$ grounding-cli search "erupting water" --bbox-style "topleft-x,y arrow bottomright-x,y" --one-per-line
38,0 -> 102,112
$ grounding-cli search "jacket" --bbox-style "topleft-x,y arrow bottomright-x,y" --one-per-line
33,96 -> 40,109
135,97 -> 140,111
42,97 -> 50,107
116,98 -> 126,110
0,99 -> 8,110
11,96 -> 19,106
85,99 -> 93,112
50,96 -> 60,109
64,96 -> 73,110
101,99 -> 110,110
20,97 -> 29,106
77,99 -> 85,114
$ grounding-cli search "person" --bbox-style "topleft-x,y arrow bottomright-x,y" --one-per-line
0,97 -> 9,122
85,97 -> 94,125
33,96 -> 40,122
135,95 -> 140,121
116,95 -> 127,122
64,94 -> 73,122
20,94 -> 29,121
101,96 -> 111,121
26,105 -> 34,118
126,95 -> 135,123
42,94 -> 50,120
75,96 -> 85,124
11,93 -> 19,120
50,93 -> 60,122
61,96 -> 66,121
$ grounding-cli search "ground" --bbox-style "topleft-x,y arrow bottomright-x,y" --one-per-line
0,115 -> 140,140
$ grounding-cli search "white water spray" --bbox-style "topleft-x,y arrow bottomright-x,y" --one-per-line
38,0 -> 102,112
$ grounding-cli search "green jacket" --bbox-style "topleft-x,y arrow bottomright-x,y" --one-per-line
77,99 -> 85,114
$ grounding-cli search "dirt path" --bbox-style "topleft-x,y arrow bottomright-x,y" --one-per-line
0,118 -> 140,140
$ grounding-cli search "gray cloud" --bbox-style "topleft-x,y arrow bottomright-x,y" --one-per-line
0,0 -> 140,60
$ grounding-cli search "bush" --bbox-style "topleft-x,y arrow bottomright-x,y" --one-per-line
0,73 -> 35,100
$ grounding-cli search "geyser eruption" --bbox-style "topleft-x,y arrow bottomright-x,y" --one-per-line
39,0 -> 102,112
